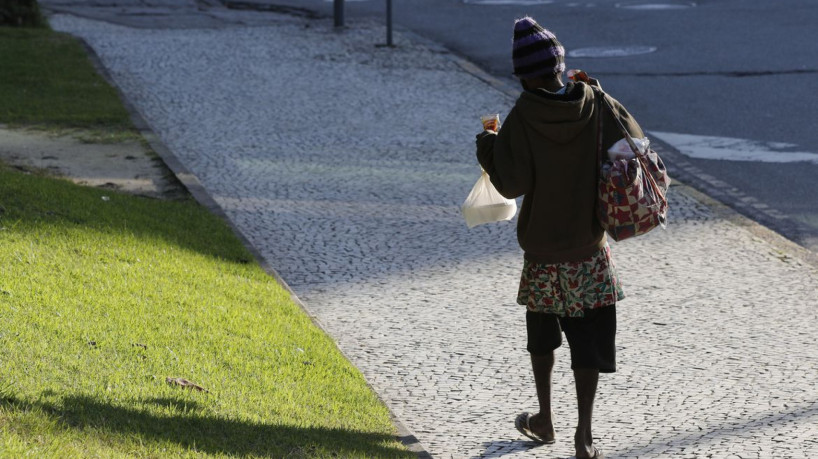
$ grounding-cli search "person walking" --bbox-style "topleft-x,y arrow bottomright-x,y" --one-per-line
475,16 -> 645,459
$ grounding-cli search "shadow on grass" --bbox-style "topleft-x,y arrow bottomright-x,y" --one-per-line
2,394 -> 411,458
0,166 -> 252,263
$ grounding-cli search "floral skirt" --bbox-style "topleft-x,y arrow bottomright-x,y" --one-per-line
517,244 -> 625,318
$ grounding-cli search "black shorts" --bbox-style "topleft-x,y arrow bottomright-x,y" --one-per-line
526,305 -> 617,373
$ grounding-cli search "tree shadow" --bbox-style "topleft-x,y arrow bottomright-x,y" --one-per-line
615,400 -> 818,457
470,402 -> 818,458
0,166 -> 252,263
141,396 -> 204,412
1,394 -> 412,458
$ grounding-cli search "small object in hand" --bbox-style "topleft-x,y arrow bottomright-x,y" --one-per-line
480,114 -> 501,132
567,69 -> 590,82
166,377 -> 209,393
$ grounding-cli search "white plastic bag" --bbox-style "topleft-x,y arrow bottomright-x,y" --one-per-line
607,136 -> 650,160
461,170 -> 517,228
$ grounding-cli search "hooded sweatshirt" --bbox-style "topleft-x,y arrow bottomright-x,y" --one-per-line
476,81 -> 643,264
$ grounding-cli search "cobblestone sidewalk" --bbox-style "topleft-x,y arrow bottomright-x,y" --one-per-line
50,12 -> 818,458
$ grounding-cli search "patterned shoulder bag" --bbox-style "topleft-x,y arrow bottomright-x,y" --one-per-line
594,88 -> 670,242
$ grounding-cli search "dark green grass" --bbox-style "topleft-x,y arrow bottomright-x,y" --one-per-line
0,27 -> 132,131
0,168 -> 412,458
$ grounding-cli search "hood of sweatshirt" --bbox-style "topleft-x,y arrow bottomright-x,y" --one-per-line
514,81 -> 597,144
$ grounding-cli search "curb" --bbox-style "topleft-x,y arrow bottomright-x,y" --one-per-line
649,141 -> 818,271
75,37 -> 295,293
72,24 -> 434,459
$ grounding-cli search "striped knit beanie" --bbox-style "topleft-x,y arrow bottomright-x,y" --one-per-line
512,17 -> 565,79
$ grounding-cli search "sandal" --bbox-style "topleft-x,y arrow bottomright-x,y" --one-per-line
571,446 -> 604,459
514,412 -> 556,444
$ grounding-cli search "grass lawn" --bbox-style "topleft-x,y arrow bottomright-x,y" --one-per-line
0,164 -> 412,458
0,20 -> 412,459
0,26 -> 134,139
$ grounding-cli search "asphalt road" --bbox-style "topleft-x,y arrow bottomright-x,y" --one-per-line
40,0 -> 818,251
286,0 -> 818,147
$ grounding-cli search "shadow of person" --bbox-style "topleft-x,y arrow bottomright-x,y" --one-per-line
471,439 -> 564,459
2,394 -> 410,458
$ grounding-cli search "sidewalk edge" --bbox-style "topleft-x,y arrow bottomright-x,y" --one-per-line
75,33 -> 433,459
668,181 -> 818,271
649,141 -> 818,271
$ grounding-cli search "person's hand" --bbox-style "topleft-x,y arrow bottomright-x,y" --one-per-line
476,130 -> 495,141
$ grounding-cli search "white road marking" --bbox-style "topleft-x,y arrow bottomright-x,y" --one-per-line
462,0 -> 554,4
616,2 -> 696,10
650,131 -> 818,164
568,46 -> 657,58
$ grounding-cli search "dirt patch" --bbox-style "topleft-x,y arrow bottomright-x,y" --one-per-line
0,126 -> 186,199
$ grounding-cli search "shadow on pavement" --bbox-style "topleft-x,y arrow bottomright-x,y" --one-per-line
471,439 -> 570,459
616,400 -> 818,457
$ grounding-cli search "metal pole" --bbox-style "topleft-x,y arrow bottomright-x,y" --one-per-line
386,0 -> 393,46
334,0 -> 344,28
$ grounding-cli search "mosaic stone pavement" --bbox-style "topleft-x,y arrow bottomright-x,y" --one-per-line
51,12 -> 818,458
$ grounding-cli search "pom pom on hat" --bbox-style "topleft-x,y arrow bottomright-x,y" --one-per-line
512,16 -> 565,79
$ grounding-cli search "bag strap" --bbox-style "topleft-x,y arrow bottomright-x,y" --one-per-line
594,87 -> 643,158
595,88 -> 604,169
593,86 -> 668,205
